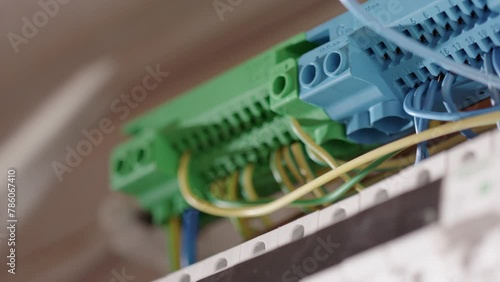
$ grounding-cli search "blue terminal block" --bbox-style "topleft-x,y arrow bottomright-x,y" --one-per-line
298,0 -> 500,144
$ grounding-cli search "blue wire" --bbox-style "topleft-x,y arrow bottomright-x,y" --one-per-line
486,49 -> 500,129
441,73 -> 477,139
415,80 -> 439,163
403,90 -> 500,121
404,50 -> 500,163
490,48 -> 500,106
412,82 -> 430,163
412,82 -> 429,134
181,208 -> 199,267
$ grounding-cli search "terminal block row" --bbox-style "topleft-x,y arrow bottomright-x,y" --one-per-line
298,0 -> 498,144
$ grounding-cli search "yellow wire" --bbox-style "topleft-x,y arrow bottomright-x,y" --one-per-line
290,143 -> 326,198
308,147 -> 402,170
241,165 -> 260,199
227,172 -> 253,239
242,164 -> 274,228
290,119 -> 365,192
210,178 -> 225,198
167,217 -> 181,270
338,125 -> 496,170
274,146 -> 323,199
273,148 -> 296,193
271,148 -> 318,212
227,173 -> 238,200
306,144 -> 403,170
178,111 -> 500,218
282,146 -> 304,183
290,143 -> 314,181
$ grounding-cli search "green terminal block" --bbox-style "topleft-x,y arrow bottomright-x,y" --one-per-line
110,33 -> 370,225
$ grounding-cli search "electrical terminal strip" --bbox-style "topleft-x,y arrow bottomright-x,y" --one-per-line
109,0 -> 500,246
297,0 -> 500,144
110,33 -> 371,224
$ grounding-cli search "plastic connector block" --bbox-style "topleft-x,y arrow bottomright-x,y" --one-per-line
110,33 -> 369,224
111,130 -> 183,224
298,0 -> 499,144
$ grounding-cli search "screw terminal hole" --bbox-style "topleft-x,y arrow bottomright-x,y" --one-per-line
332,208 -> 347,223
215,258 -> 228,271
375,189 -> 389,204
301,64 -> 317,85
273,75 -> 287,96
324,52 -> 342,74
252,241 -> 266,256
291,225 -> 305,241
116,159 -> 125,172
137,148 -> 147,163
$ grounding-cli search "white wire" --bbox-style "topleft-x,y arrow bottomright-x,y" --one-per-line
339,0 -> 500,89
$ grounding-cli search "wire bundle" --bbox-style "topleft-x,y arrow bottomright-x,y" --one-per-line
178,111 -> 500,218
